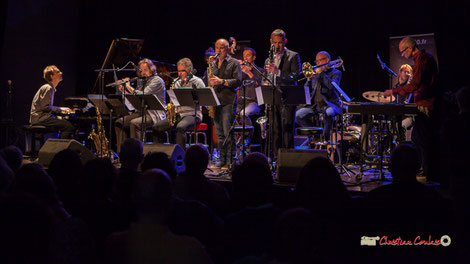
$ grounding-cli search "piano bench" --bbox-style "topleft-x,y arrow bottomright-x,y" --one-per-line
22,125 -> 58,156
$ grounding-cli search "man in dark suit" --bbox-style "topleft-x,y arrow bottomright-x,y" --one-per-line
264,29 -> 301,157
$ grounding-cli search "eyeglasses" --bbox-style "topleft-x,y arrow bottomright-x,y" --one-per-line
400,46 -> 410,54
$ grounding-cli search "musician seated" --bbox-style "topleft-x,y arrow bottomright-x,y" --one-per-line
236,48 -> 263,125
114,58 -> 166,152
295,51 -> 341,142
152,58 -> 205,149
29,65 -> 74,138
396,64 -> 414,142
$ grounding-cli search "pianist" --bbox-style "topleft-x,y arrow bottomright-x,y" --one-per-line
29,65 -> 74,138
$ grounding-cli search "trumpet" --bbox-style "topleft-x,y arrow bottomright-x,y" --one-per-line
300,58 -> 344,81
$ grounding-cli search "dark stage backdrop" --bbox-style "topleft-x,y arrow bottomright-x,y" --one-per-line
1,0 -> 469,147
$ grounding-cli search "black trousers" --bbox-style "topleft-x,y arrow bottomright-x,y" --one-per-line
271,104 -> 296,158
35,117 -> 74,139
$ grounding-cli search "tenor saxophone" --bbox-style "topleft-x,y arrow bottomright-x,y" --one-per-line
88,106 -> 109,158
167,78 -> 178,126
207,55 -> 217,118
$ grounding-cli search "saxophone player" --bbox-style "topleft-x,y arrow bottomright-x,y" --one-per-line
152,58 -> 205,149
209,38 -> 242,168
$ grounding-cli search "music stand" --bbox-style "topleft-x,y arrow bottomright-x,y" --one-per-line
125,94 -> 166,142
256,85 -> 311,160
170,87 -> 220,145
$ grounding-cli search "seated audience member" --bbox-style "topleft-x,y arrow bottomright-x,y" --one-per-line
0,145 -> 23,173
78,158 -> 120,259
364,144 -> 451,233
9,163 -> 96,263
0,194 -> 55,263
114,138 -> 144,227
140,149 -> 223,259
105,169 -> 213,264
174,144 -> 230,218
48,149 -> 83,215
222,153 -> 281,263
270,208 -> 321,264
141,152 -> 177,180
0,156 -> 14,194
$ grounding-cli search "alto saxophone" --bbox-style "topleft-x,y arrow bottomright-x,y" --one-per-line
167,78 -> 178,126
88,106 -> 109,158
207,55 -> 217,118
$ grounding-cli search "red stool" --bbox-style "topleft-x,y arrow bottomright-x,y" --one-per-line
185,123 -> 208,145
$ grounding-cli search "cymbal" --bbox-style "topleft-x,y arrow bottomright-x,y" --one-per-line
362,91 -> 395,103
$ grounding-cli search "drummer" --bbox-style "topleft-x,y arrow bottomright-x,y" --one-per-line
237,48 -> 264,124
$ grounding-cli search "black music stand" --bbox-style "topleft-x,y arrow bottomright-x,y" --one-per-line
256,85 -> 310,160
170,87 -> 220,145
125,94 -> 166,142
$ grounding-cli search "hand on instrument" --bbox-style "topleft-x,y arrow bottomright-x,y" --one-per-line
209,76 -> 224,86
384,89 -> 393,96
241,65 -> 254,78
266,62 -> 279,75
60,107 -> 73,114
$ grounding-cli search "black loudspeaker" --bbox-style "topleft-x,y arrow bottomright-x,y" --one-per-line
142,143 -> 185,174
38,139 -> 95,168
276,148 -> 329,183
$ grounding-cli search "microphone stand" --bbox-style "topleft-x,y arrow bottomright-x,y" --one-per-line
246,61 -> 281,164
377,54 -> 398,103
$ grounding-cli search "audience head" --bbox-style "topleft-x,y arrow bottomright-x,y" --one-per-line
119,138 -> 143,169
232,156 -> 273,207
455,86 -> 470,113
0,156 -> 14,194
134,169 -> 173,222
141,152 -> 177,181
184,144 -> 209,177
389,143 -> 421,182
296,156 -> 351,210
243,152 -> 269,166
272,208 -> 320,264
48,149 -> 83,191
0,193 -> 54,263
82,158 -> 116,201
0,145 -> 23,172
10,163 -> 59,206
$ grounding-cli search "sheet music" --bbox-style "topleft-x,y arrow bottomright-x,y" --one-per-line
124,96 -> 135,111
167,90 -> 180,106
304,85 -> 311,105
255,86 -> 264,105
209,88 -> 221,106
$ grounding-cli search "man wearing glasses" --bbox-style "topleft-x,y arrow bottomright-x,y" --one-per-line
295,51 -> 342,142
29,65 -> 74,138
384,37 -> 439,181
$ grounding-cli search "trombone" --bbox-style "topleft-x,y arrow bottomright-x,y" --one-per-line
300,58 -> 344,81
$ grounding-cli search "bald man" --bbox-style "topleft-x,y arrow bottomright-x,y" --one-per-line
209,38 -> 242,168
384,37 -> 439,180
295,51 -> 341,142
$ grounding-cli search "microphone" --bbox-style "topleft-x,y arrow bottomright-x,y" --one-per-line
130,61 -> 142,73
377,54 -> 384,69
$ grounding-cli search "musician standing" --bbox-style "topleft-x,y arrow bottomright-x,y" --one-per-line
237,48 -> 263,124
209,38 -> 242,168
295,51 -> 342,142
115,58 -> 166,151
264,29 -> 301,156
384,37 -> 439,180
153,58 -> 205,149
29,65 -> 74,138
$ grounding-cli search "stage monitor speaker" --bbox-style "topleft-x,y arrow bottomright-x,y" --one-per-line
142,143 -> 185,174
38,139 -> 95,168
276,148 -> 329,183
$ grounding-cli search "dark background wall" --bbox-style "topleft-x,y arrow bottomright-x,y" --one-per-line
1,0 -> 469,147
